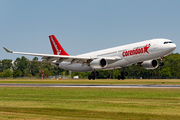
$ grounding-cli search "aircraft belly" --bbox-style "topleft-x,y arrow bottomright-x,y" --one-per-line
59,62 -> 92,72
105,59 -> 130,69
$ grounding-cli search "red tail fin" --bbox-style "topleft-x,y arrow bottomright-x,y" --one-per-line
49,35 -> 69,56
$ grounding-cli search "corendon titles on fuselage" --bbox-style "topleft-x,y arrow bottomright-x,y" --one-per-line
122,44 -> 151,57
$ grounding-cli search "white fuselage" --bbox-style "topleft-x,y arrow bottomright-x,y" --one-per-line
59,38 -> 176,72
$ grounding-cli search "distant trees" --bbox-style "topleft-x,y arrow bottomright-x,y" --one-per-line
3,69 -> 13,77
14,56 -> 28,72
0,53 -> 180,78
0,59 -> 13,72
13,70 -> 23,77
0,56 -> 66,78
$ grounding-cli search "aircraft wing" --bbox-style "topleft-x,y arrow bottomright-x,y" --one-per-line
3,47 -> 121,65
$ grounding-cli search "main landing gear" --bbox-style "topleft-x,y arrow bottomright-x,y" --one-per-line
88,69 -> 128,80
88,71 -> 99,80
118,68 -> 128,80
117,72 -> 128,80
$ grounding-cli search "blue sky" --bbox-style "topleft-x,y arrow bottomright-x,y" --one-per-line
1,0 -> 180,60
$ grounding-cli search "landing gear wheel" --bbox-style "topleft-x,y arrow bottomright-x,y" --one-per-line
118,75 -> 121,80
91,71 -> 96,80
121,72 -> 125,80
95,71 -> 99,76
88,70 -> 99,80
121,76 -> 125,80
118,69 -> 128,80
91,72 -> 95,76
88,75 -> 92,80
92,76 -> 95,80
125,72 -> 128,76
160,62 -> 164,66
121,72 -> 124,76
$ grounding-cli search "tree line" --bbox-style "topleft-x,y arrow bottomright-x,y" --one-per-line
0,57 -> 68,78
0,53 -> 180,78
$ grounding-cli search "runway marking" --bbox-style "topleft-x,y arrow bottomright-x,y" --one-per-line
0,84 -> 180,88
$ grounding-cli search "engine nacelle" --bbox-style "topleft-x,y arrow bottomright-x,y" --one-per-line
90,58 -> 107,69
142,59 -> 159,69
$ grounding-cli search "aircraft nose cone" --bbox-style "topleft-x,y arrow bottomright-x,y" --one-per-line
172,43 -> 176,49
169,43 -> 176,52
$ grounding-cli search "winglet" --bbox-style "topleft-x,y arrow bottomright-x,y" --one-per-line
3,47 -> 13,53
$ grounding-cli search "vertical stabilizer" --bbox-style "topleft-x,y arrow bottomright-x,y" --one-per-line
49,35 -> 69,56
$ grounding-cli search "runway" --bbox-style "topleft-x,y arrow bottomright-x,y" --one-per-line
0,84 -> 180,88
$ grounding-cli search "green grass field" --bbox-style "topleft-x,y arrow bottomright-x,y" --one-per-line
1,78 -> 180,85
0,79 -> 180,119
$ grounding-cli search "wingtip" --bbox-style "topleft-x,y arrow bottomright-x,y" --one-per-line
3,47 -> 12,53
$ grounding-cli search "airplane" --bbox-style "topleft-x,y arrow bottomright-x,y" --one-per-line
3,35 -> 176,80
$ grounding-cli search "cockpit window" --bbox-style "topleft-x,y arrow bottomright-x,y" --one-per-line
164,41 -> 173,44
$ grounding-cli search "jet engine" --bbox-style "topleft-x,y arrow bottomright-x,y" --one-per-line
141,59 -> 158,69
90,58 -> 107,69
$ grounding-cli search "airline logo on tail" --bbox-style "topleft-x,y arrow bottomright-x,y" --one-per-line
122,44 -> 151,57
50,36 -> 61,55
49,35 -> 69,56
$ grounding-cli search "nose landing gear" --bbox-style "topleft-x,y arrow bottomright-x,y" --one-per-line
159,57 -> 165,66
